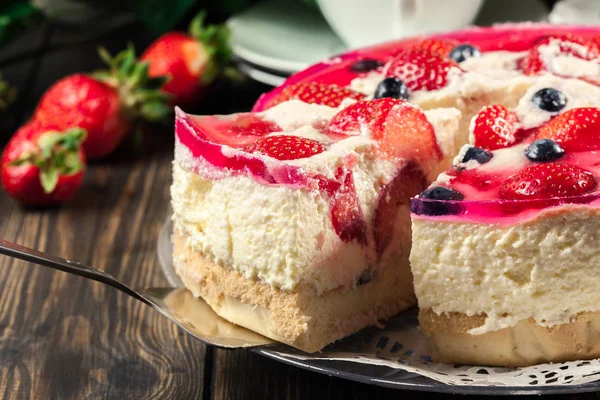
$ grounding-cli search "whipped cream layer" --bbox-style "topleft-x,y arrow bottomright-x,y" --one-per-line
411,207 -> 600,334
172,100 -> 461,292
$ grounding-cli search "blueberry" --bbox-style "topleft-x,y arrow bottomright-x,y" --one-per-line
461,147 -> 493,164
373,77 -> 409,100
349,58 -> 384,73
531,88 -> 567,113
449,44 -> 481,63
525,139 -> 565,162
419,187 -> 464,200
410,192 -> 464,216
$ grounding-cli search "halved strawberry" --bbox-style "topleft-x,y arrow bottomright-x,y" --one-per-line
472,104 -> 523,150
326,98 -> 442,167
330,166 -> 367,245
373,162 -> 427,260
187,113 -> 281,148
244,135 -> 325,160
410,38 -> 456,57
499,163 -> 597,200
535,107 -> 600,152
268,82 -> 365,109
385,49 -> 459,91
520,35 -> 599,75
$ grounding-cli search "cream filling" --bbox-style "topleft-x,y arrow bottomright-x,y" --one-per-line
410,207 -> 600,334
171,131 -> 405,293
171,162 -> 365,293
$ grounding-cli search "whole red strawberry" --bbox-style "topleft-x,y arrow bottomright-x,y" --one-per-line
472,104 -> 523,150
535,107 -> 600,151
34,48 -> 170,159
267,82 -> 366,109
1,120 -> 87,206
141,11 -> 236,106
385,49 -> 460,91
499,164 -> 597,200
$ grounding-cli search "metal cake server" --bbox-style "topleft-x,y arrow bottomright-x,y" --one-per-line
0,239 -> 273,349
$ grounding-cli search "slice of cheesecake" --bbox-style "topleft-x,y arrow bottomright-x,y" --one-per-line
171,98 -> 461,352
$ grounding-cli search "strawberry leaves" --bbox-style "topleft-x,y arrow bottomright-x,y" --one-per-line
188,11 -> 241,84
94,45 -> 171,123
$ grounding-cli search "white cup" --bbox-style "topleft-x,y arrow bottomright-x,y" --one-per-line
316,0 -> 484,49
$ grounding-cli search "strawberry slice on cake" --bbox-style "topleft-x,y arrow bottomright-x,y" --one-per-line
171,97 -> 461,352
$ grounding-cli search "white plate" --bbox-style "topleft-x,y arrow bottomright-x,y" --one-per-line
227,0 -> 346,74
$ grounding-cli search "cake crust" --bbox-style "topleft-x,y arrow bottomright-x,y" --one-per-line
173,232 -> 416,353
421,308 -> 600,367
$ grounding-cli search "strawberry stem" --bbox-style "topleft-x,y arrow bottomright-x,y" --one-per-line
188,11 -> 242,84
93,45 -> 171,124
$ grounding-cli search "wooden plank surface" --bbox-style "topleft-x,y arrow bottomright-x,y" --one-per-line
0,21 -> 209,400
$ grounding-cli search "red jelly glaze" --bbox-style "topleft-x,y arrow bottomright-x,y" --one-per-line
412,142 -> 600,223
252,24 -> 600,112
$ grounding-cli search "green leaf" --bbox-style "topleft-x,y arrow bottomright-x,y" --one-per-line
0,1 -> 44,48
140,101 -> 170,122
131,0 -> 196,35
39,167 -> 59,194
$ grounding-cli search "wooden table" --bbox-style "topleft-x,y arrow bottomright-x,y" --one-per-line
0,19 -> 597,400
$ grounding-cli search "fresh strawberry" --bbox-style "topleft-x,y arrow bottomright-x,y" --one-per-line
268,82 -> 366,109
499,163 -> 597,200
472,104 -> 523,150
187,113 -> 281,148
373,162 -> 427,260
141,11 -> 236,105
535,107 -> 600,151
326,98 -> 442,167
330,166 -> 367,245
410,38 -> 456,57
244,135 -> 325,160
34,47 -> 169,159
520,35 -> 599,75
385,49 -> 459,91
1,120 -> 86,206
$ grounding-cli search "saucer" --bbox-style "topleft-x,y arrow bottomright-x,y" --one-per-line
227,0 -> 347,75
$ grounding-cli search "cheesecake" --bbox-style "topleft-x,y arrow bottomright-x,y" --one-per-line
171,98 -> 461,352
172,24 -> 600,357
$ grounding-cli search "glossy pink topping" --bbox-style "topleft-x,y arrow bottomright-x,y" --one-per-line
412,107 -> 600,223
253,24 -> 600,112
